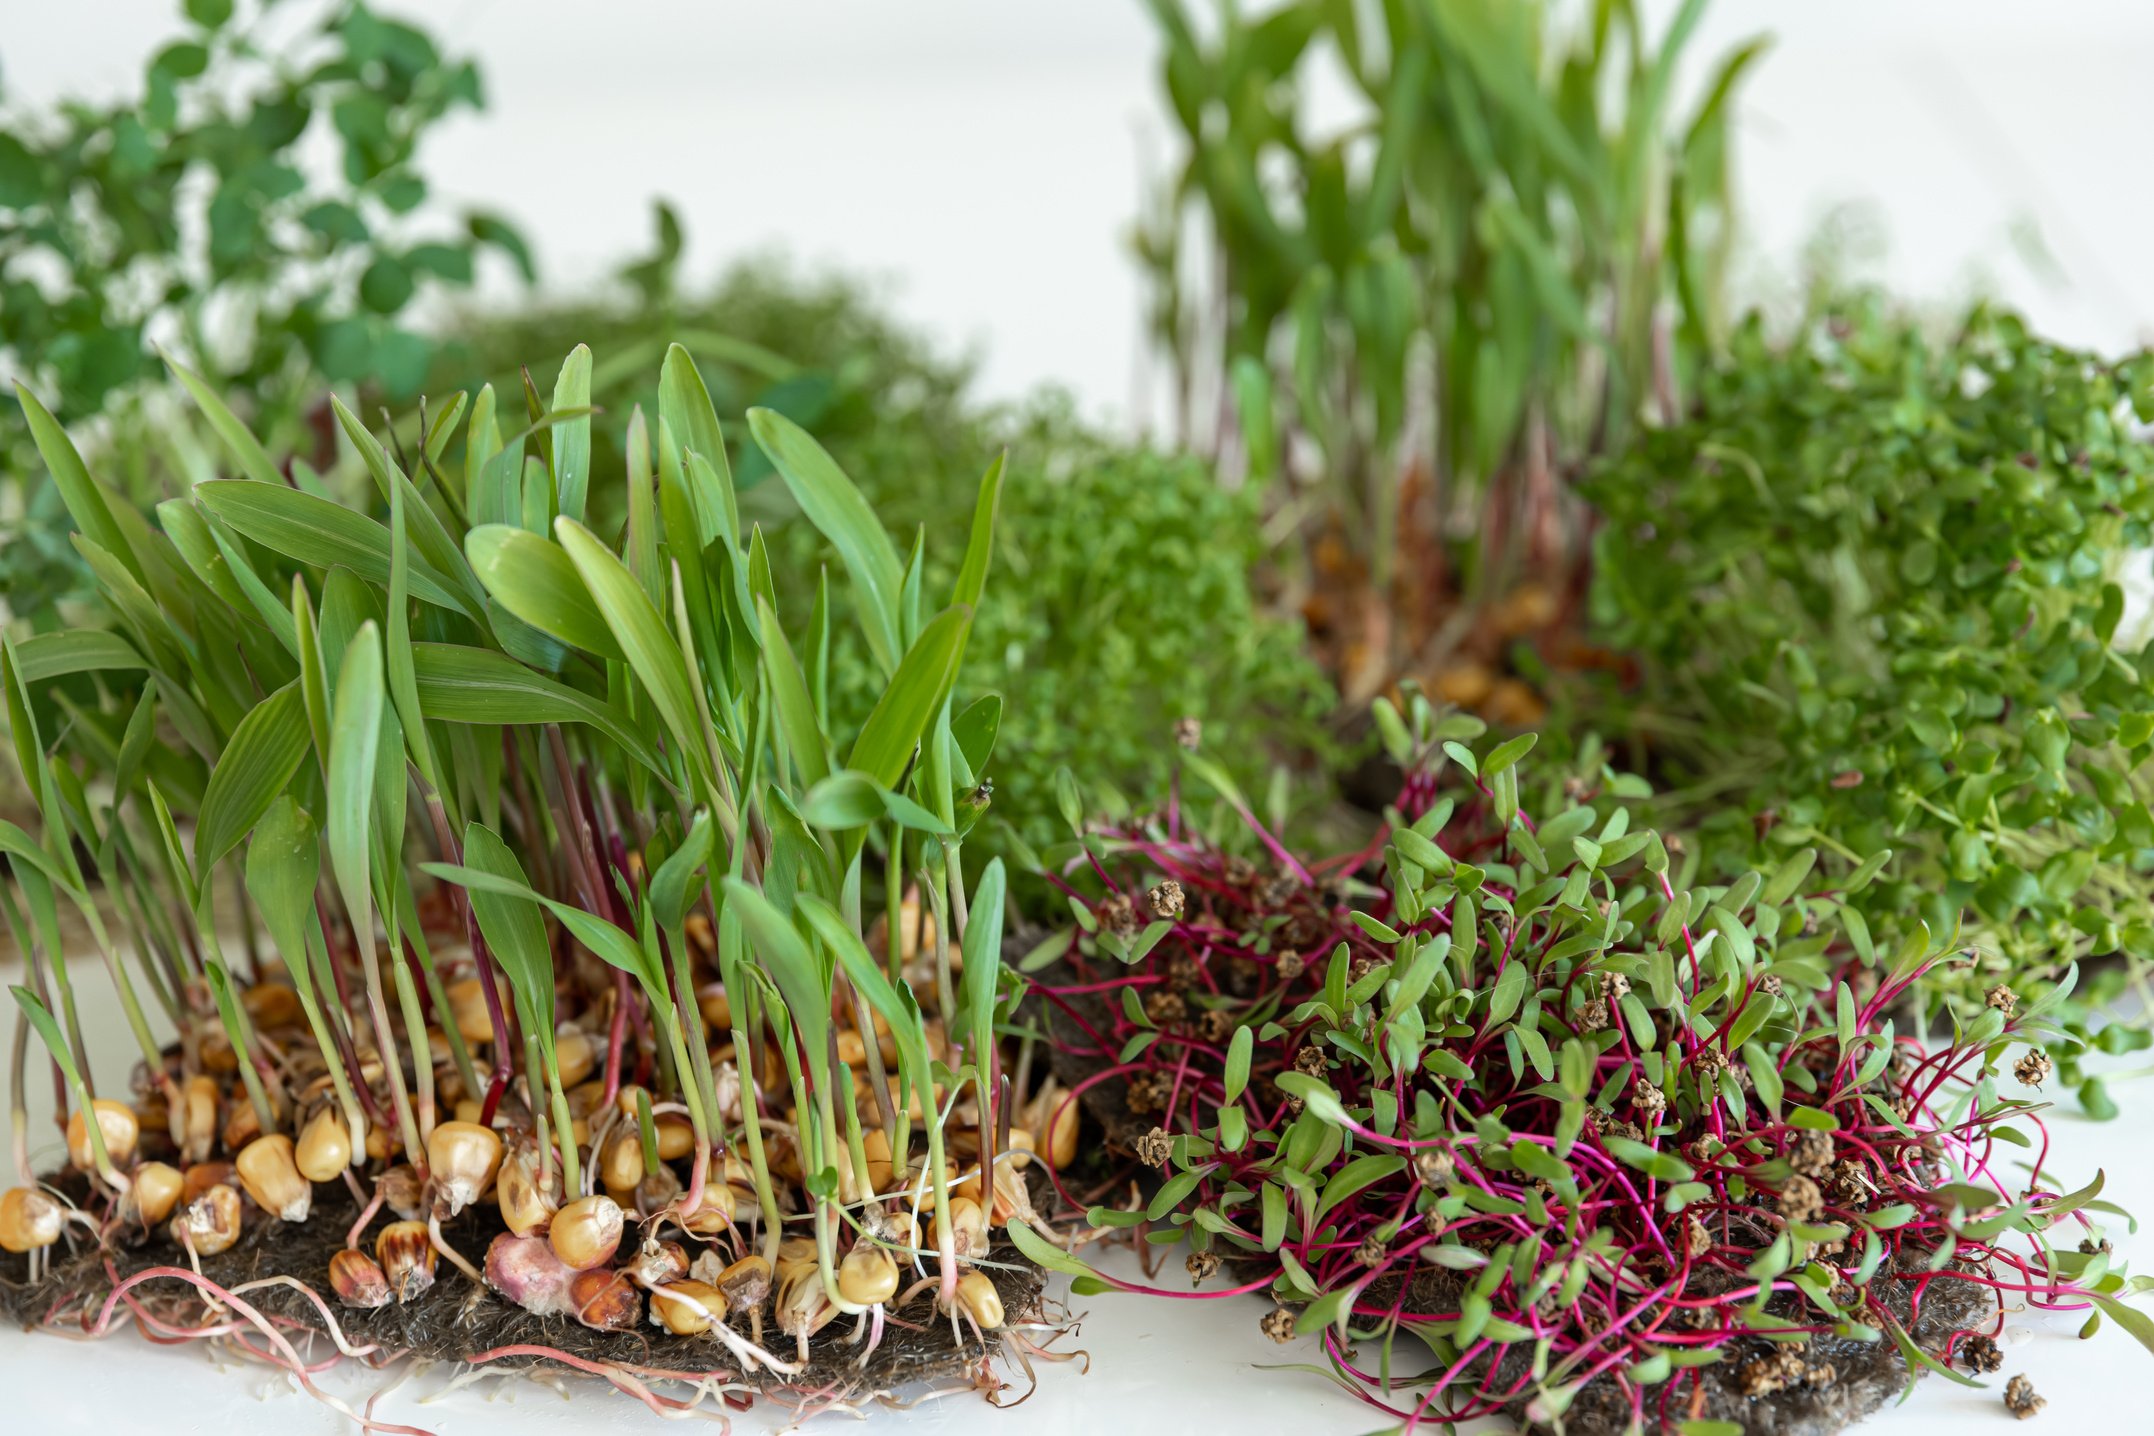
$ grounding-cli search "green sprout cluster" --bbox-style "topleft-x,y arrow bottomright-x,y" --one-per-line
2,343 -> 1060,1400
1584,299 -> 2154,1109
1017,698 -> 2150,1426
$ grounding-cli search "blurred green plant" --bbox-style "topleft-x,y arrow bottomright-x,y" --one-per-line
0,0 -> 528,613
1136,0 -> 1761,689
1583,297 -> 2154,1108
433,212 -> 976,508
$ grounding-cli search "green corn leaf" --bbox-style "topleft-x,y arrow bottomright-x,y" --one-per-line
797,893 -> 930,1092
649,813 -> 713,931
799,771 -> 888,829
163,351 -> 285,487
198,480 -> 472,616
0,819 -> 88,900
10,985 -> 88,1094
550,345 -> 593,524
156,496 -> 255,614
847,605 -> 972,792
452,824 -> 556,1034
464,523 -> 622,659
721,877 -> 830,1057
16,381 -> 140,583
244,796 -> 321,1004
757,597 -> 831,790
749,406 -> 904,674
292,575 -> 332,762
10,631 -> 144,684
951,453 -> 1004,610
326,622 -> 385,939
555,517 -> 711,792
330,397 -> 487,615
409,643 -> 668,777
197,508 -> 303,654
624,407 -> 662,606
951,693 -> 1000,777
658,344 -> 740,548
382,466 -> 441,791
959,858 -> 1007,1070
427,858 -> 659,998
194,681 -> 311,874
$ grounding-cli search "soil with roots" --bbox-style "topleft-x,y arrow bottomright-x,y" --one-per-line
0,1174 -> 1049,1413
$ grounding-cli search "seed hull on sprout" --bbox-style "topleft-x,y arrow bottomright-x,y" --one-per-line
0,1178 -> 1048,1408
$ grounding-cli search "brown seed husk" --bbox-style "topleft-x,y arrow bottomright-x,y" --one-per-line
0,1176 -> 1046,1410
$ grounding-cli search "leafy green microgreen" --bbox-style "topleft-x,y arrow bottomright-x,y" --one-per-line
1040,732 -> 2147,1418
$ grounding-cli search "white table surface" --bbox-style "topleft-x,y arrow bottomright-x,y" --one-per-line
5,953 -> 2149,1434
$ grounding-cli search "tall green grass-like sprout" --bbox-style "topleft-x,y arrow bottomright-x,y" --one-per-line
0,345 -> 1074,1415
1136,0 -> 1762,702
1015,698 -> 2154,1427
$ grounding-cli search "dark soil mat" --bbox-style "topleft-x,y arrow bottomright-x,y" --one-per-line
0,1178 -> 1047,1410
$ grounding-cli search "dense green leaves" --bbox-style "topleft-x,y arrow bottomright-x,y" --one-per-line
1587,300 -> 2154,1026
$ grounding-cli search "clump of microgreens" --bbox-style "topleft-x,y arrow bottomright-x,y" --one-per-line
1135,0 -> 1762,700
0,345 -> 1076,1414
1582,298 -> 2154,1117
1008,694 -> 2154,1428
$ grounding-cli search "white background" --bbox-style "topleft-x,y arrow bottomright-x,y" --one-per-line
8,1 -> 2154,1430
5,1 -> 2154,420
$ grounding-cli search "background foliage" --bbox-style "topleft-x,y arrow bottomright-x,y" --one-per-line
0,0 -> 527,616
1137,0 -> 1761,697
1583,296 -> 2154,1105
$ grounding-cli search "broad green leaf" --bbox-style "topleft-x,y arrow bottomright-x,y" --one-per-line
199,480 -> 470,615
847,605 -> 972,791
453,823 -> 555,1033
550,345 -> 593,523
17,381 -> 139,582
555,518 -> 711,792
749,406 -> 903,673
330,396 -> 486,614
799,771 -> 887,829
797,893 -> 930,1090
959,858 -> 1007,1070
194,682 -> 310,873
951,693 -> 1001,777
409,643 -> 668,776
658,344 -> 739,547
244,796 -> 320,1002
951,453 -> 1004,610
10,631 -> 143,684
757,597 -> 830,789
326,622 -> 385,938
649,813 -> 713,931
164,351 -> 284,486
721,877 -> 830,1057
465,524 -> 622,659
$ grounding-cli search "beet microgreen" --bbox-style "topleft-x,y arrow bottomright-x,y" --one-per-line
1024,697 -> 2153,1424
